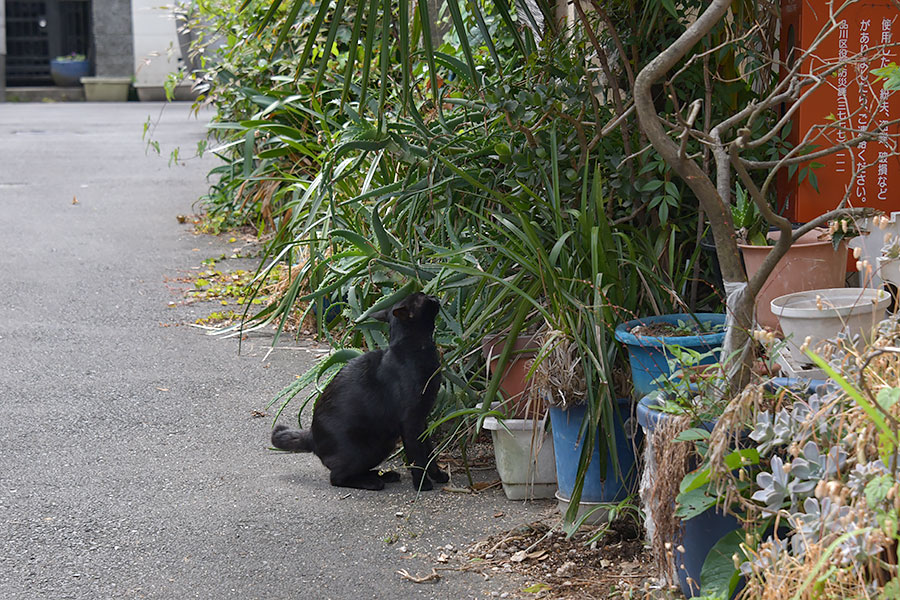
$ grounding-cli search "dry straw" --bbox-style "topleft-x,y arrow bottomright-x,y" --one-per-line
528,329 -> 587,410
648,414 -> 694,585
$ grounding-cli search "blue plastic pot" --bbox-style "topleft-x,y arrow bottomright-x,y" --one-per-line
637,393 -> 739,598
550,398 -> 640,503
636,378 -> 822,599
50,59 -> 90,87
615,313 -> 726,401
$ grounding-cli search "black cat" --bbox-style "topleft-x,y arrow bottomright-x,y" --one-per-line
271,292 -> 449,491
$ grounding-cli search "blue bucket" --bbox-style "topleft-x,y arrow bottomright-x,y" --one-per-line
615,313 -> 726,401
549,398 -> 640,503
637,379 -> 823,598
637,393 -> 739,598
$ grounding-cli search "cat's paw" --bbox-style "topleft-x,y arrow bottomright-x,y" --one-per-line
377,469 -> 401,482
413,477 -> 433,491
429,469 -> 449,483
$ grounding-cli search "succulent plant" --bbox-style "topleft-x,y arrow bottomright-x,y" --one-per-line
741,376 -> 896,580
751,455 -> 790,512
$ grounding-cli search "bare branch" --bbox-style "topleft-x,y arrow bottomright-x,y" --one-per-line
587,0 -> 636,90
678,99 -> 703,159
740,120 -> 900,169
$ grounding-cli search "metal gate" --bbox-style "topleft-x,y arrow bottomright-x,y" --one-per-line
5,0 -> 92,86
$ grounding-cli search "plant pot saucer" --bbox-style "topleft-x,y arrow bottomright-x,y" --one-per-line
773,346 -> 827,380
554,490 -> 610,525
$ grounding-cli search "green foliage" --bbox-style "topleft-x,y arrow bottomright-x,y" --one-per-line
874,62 -> 900,91
182,0 -> 789,517
53,52 -> 87,62
698,529 -> 744,600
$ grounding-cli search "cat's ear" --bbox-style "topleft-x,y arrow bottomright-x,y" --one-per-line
391,305 -> 411,320
369,308 -> 391,322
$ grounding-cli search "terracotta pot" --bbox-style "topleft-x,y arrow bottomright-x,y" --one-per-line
481,334 -> 542,419
739,228 -> 848,332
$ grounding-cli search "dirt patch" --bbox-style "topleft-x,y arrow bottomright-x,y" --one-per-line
628,321 -> 710,338
463,517 -> 658,599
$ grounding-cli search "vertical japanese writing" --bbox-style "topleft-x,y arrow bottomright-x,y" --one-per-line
856,19 -> 872,202
837,20 -> 849,173
879,152 -> 889,201
879,18 -> 892,122
877,17 -> 894,203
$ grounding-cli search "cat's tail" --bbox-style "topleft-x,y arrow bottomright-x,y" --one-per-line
271,425 -> 315,453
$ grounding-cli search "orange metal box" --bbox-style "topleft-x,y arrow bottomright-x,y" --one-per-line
779,0 -> 900,222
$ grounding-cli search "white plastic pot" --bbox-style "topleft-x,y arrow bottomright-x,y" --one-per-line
483,415 -> 556,500
771,287 -> 889,365
878,255 -> 900,288
80,77 -> 131,102
849,212 -> 900,289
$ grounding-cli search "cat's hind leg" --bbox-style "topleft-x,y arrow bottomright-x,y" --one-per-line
426,460 -> 449,483
376,469 -> 401,482
329,469 -> 385,490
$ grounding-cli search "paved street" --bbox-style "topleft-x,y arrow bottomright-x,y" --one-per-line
0,102 -> 551,600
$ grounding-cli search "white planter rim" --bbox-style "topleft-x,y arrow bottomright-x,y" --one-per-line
483,416 -> 545,431
771,287 -> 889,319
80,77 -> 132,84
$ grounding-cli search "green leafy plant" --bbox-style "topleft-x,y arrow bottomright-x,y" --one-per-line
186,0 -> 822,529
53,53 -> 86,62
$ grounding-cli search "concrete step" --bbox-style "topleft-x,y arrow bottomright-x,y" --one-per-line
5,86 -> 86,102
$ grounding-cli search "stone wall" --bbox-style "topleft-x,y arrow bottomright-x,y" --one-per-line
92,0 -> 134,77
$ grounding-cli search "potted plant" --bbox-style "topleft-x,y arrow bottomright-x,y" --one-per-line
770,287 -> 890,365
50,53 -> 90,87
739,225 -> 852,332
533,330 -> 641,523
636,394 -> 743,599
733,339 -> 900,598
614,313 -> 727,400
634,338 -> 824,599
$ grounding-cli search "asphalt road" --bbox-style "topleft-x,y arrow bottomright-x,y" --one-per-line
0,102 -> 553,600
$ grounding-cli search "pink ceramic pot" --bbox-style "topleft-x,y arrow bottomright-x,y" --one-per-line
739,228 -> 848,332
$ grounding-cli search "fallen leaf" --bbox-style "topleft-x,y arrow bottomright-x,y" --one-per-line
493,512 -> 504,518
71,196 -> 78,205
510,551 -> 527,563
156,387 -> 169,392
